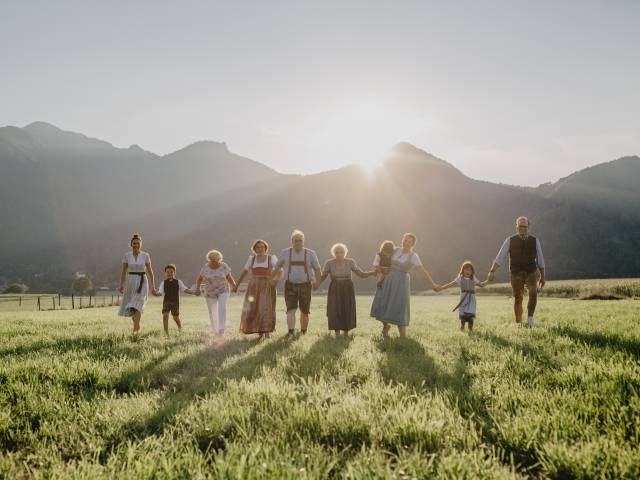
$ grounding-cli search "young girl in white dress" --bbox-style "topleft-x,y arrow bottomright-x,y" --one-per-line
195,249 -> 237,340
118,233 -> 157,335
439,260 -> 487,331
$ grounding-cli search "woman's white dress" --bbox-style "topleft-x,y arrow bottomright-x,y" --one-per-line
118,251 -> 150,317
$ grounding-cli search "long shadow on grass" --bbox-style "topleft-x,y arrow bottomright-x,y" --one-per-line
105,335 -> 297,454
474,331 -> 561,369
374,336 -> 455,391
375,336 -> 544,476
0,332 -> 165,359
288,334 -> 354,379
551,325 -> 640,359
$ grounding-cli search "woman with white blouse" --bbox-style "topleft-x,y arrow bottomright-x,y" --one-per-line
118,233 -> 157,335
195,249 -> 237,339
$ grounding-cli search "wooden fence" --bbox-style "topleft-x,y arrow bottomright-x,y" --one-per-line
0,294 -> 121,311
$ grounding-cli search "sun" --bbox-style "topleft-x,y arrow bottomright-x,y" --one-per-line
310,97 -> 431,171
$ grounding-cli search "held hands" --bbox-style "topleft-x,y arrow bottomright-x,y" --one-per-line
118,286 -> 124,294
152,289 -> 161,297
486,271 -> 495,283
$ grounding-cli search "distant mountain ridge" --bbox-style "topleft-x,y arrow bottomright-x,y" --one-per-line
1,122 -> 639,291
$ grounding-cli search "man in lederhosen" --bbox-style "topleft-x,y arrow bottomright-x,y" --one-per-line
487,216 -> 546,328
272,229 -> 322,337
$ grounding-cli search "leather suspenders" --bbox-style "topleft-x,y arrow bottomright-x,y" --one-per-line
288,248 -> 310,282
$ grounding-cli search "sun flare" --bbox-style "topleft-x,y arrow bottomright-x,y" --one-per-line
310,98 -> 433,170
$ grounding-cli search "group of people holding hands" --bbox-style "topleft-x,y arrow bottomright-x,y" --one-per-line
118,216 -> 546,339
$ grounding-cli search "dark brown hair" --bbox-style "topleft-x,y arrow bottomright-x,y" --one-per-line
379,240 -> 395,255
458,260 -> 475,277
251,239 -> 269,253
164,264 -> 176,272
130,233 -> 142,246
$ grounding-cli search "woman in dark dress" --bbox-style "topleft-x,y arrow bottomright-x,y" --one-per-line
317,243 -> 375,335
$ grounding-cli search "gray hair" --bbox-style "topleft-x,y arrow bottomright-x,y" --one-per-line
291,229 -> 305,241
330,243 -> 348,258
206,249 -> 223,262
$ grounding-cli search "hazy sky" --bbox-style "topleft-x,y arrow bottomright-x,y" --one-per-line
2,0 -> 639,185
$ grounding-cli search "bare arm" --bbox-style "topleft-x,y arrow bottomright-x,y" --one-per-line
312,267 -> 322,288
234,270 -> 249,292
439,280 -> 458,290
354,269 -> 376,279
118,263 -> 128,293
195,274 -> 204,295
416,265 -> 439,290
317,271 -> 329,285
145,261 -> 156,293
351,260 -> 376,279
226,273 -> 237,291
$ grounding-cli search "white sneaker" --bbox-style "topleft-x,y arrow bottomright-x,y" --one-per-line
527,317 -> 536,328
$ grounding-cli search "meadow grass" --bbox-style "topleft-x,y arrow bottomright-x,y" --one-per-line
1,294 -> 639,479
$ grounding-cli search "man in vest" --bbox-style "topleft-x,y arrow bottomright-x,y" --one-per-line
272,229 -> 322,337
487,216 -> 546,327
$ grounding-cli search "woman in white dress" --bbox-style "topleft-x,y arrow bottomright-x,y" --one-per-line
118,233 -> 157,334
195,249 -> 237,339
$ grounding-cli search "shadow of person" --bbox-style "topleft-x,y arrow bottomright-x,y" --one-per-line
0,331 -> 158,358
551,325 -> 640,359
474,331 -> 560,368
287,334 -> 354,380
374,336 -> 453,392
114,335 -> 297,445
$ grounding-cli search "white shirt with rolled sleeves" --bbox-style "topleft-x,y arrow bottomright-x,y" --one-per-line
493,236 -> 545,270
273,248 -> 321,284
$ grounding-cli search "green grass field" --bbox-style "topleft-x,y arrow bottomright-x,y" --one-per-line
1,294 -> 639,479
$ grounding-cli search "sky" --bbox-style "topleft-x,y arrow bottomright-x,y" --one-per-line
1,0 -> 639,186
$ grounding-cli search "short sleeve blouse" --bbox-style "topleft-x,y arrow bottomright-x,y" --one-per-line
372,249 -> 422,268
122,251 -> 150,272
199,262 -> 232,297
244,255 -> 278,270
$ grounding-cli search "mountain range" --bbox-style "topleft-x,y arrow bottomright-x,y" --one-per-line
1,122 -> 639,292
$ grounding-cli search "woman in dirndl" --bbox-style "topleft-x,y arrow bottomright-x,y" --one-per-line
235,239 -> 281,339
317,243 -> 376,335
370,233 -> 441,338
118,233 -> 157,335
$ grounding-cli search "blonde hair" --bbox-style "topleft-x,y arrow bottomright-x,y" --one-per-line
516,216 -> 530,226
330,243 -> 348,257
206,250 -> 223,262
291,229 -> 305,241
